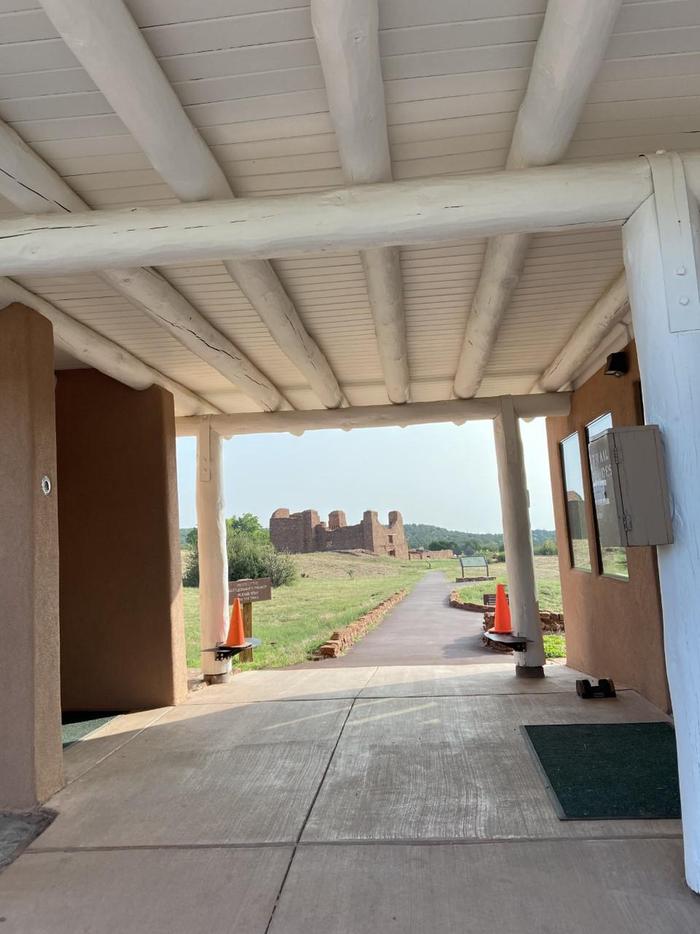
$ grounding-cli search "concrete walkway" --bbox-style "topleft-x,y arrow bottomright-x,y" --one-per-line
319,570 -> 503,667
0,662 -> 698,932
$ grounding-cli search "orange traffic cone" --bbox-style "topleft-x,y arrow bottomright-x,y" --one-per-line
225,597 -> 246,647
490,583 -> 512,634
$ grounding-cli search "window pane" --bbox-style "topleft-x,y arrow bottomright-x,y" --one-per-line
585,412 -> 629,580
587,412 -> 613,440
560,432 -> 591,570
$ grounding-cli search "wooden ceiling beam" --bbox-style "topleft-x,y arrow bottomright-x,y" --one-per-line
1,154 -> 688,275
176,392 -> 572,438
311,0 -> 409,404
40,0 -> 344,409
533,271 -> 629,392
0,120 -> 286,412
452,0 -> 623,400
0,280 -> 218,416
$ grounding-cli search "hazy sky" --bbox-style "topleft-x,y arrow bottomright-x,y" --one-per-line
176,418 -> 555,533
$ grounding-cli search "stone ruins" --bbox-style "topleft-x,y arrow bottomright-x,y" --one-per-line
270,508 -> 409,559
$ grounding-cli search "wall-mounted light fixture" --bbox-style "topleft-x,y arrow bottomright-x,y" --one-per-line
604,351 -> 629,378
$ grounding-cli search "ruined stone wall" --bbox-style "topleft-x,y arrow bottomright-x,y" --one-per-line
361,510 -> 409,559
315,521 -> 366,552
270,507 -> 408,558
269,508 -> 315,553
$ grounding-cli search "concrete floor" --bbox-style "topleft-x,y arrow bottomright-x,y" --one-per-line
0,662 -> 698,932
316,571 -> 502,666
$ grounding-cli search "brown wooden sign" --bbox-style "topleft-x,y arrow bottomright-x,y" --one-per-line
229,577 -> 272,604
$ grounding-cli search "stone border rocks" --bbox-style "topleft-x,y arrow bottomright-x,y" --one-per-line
449,590 -> 487,612
312,589 -> 407,659
449,590 -> 565,631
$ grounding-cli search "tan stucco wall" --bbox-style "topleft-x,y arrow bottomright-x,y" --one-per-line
546,342 -> 670,711
56,369 -> 187,711
0,304 -> 64,806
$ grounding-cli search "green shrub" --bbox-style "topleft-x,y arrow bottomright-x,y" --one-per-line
182,521 -> 297,589
228,534 -> 297,587
260,549 -> 297,587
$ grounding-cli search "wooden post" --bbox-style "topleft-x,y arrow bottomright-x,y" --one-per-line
493,396 -> 546,675
240,603 -> 254,663
622,154 -> 700,892
196,423 -> 229,684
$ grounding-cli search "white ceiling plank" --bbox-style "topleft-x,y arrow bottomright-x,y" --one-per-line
453,0 -> 623,399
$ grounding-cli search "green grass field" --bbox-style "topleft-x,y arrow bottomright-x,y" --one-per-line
543,634 -> 566,659
184,552 -> 567,669
183,552 -> 455,670
455,555 -> 563,612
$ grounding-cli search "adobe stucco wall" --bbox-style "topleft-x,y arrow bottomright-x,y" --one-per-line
0,304 -> 63,806
546,342 -> 670,711
56,369 -> 187,711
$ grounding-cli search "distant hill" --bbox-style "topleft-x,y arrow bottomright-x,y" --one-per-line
404,523 -> 555,553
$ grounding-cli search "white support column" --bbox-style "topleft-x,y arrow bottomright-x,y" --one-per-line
493,397 -> 546,675
196,423 -> 230,683
622,154 -> 700,893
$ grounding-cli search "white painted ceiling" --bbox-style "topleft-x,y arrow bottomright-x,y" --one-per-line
1,0 -> 698,413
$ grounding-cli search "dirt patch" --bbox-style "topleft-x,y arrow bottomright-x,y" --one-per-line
311,589 -> 407,659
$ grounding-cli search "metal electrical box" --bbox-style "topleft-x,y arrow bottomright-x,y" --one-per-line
587,426 -> 673,548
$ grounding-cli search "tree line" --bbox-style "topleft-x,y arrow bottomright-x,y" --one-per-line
405,523 -> 557,558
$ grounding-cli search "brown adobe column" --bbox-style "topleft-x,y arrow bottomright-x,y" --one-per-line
56,369 -> 187,710
0,304 -> 64,807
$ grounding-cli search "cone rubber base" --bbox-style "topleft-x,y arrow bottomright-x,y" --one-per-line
204,672 -> 231,685
515,665 -> 545,679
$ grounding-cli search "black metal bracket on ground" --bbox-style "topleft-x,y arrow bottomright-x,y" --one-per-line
482,631 -> 529,652
576,678 -> 616,699
203,637 -> 261,662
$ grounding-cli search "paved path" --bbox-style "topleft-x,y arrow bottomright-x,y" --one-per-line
318,570 -> 503,667
0,662 -> 693,933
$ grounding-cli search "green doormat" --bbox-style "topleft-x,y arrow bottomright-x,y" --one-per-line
0,810 -> 55,872
62,712 -> 120,748
523,722 -> 681,820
